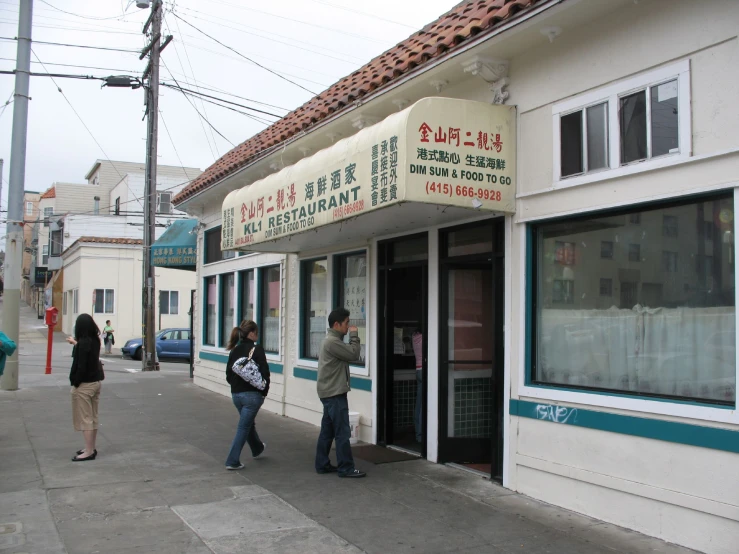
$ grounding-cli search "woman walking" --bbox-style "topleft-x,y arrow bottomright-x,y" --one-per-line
225,320 -> 270,470
67,313 -> 104,461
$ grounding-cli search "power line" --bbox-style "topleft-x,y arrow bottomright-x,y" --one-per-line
164,10 -> 219,160
165,86 -> 275,126
30,50 -> 145,211
160,57 -> 235,147
160,83 -> 282,118
0,57 -> 140,74
37,0 -> 136,22
0,36 -> 140,53
0,69 -> 106,80
172,8 -> 364,66
169,11 -> 318,95
0,18 -> 142,36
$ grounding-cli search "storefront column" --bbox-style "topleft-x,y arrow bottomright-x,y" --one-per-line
426,229 -> 440,462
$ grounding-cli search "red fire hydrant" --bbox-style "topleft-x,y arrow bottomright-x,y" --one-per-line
45,307 -> 58,375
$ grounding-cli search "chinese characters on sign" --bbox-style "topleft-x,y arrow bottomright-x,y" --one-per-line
152,246 -> 197,267
221,207 -> 235,249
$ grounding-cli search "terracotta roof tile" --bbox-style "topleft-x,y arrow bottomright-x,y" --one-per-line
173,0 -> 542,205
40,186 -> 55,199
69,237 -> 143,249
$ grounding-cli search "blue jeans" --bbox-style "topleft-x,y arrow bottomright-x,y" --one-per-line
315,393 -> 355,475
226,391 -> 264,467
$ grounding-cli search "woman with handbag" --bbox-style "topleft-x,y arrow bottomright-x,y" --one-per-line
225,320 -> 270,470
67,313 -> 104,461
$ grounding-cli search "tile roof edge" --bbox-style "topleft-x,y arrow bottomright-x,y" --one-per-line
174,0 -> 551,207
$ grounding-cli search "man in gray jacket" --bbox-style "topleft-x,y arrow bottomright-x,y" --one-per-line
314,307 -> 366,478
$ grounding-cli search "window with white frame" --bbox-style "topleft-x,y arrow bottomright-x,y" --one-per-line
43,207 -> 52,227
220,273 -> 235,348
260,266 -> 280,354
63,291 -> 67,315
93,289 -> 114,314
554,61 -> 689,183
301,258 -> 329,360
531,192 -> 735,405
159,290 -> 179,315
25,201 -> 33,215
157,191 -> 172,214
204,276 -> 217,346
72,289 -> 78,314
42,245 -> 49,265
335,251 -> 367,365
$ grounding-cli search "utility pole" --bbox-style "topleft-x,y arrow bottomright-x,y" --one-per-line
141,0 -> 161,371
0,158 -> 5,215
1,1 -> 32,391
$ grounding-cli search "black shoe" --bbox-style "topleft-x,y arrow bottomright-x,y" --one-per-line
76,448 -> 97,456
338,469 -> 366,478
72,451 -> 97,462
316,464 -> 338,474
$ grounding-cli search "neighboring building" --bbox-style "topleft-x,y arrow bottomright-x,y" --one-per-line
59,237 -> 194,345
40,160 -> 202,334
21,190 -> 40,307
173,1 -> 739,551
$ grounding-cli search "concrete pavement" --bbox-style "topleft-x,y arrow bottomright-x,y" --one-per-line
0,300 -> 699,553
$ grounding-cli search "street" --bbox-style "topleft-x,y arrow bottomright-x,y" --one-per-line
0,300 -> 697,553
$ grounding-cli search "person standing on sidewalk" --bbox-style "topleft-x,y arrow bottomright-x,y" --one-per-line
315,308 -> 366,478
67,314 -> 104,462
224,320 -> 269,470
102,320 -> 115,356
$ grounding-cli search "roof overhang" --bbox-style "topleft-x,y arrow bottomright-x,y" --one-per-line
222,97 -> 516,253
84,161 -> 102,180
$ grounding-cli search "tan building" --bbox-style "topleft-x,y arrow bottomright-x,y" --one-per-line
21,190 -> 40,308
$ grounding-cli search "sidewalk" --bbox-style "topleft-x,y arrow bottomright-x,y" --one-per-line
0,303 -> 698,553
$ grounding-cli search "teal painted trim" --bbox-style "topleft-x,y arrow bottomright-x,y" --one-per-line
270,363 -> 283,374
524,225 -> 534,387
292,366 -> 371,391
351,376 -> 372,391
510,399 -> 739,454
200,351 -> 229,363
294,367 -> 317,381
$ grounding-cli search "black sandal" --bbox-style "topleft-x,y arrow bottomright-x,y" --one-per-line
72,451 -> 97,461
76,448 -> 97,456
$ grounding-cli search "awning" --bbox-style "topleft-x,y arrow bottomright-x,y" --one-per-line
221,97 -> 516,253
151,219 -> 198,270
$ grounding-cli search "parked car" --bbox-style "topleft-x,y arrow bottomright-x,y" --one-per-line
121,328 -> 192,361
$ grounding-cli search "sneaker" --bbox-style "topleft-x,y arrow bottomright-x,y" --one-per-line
253,443 -> 266,459
316,464 -> 338,474
338,469 -> 366,478
226,463 -> 245,470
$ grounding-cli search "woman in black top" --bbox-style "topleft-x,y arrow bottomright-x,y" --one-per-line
67,313 -> 104,461
224,320 -> 270,470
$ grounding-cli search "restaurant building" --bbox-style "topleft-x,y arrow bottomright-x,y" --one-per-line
174,1 -> 739,551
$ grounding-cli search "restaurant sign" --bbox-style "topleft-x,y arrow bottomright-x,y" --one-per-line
221,97 -> 516,249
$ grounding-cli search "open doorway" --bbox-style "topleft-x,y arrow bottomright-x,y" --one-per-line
377,234 -> 428,456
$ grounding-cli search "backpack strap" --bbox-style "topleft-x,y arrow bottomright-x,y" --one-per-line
247,347 -> 256,361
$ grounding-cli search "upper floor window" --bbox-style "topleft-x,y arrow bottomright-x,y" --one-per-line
553,61 -> 689,184
157,191 -> 172,214
42,245 -> 49,265
43,207 -> 52,227
25,201 -> 33,215
204,226 -> 235,264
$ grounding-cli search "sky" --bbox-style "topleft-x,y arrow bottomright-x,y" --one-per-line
0,0 -> 459,248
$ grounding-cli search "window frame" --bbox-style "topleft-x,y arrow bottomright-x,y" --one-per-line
25,201 -> 33,215
203,276 -> 217,347
72,289 -> 79,314
259,264 -> 281,356
552,60 -> 691,190
238,268 -> 256,324
159,290 -> 179,315
299,257 -> 329,361
42,245 -> 49,265
62,291 -> 67,315
219,273 -> 236,349
295,248 -> 370,375
522,189 -> 739,425
43,207 -> 52,227
203,226 -> 236,265
93,288 -> 115,315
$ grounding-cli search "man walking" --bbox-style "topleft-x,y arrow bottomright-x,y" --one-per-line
315,307 -> 366,478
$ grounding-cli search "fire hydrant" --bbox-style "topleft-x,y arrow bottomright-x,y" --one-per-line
44,307 -> 58,374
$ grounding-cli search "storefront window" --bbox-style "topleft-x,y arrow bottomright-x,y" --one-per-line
240,269 -> 255,323
204,276 -> 217,346
220,273 -> 235,348
260,266 -> 280,354
301,258 -> 328,359
204,226 -> 235,264
336,252 -> 367,365
532,193 -> 736,405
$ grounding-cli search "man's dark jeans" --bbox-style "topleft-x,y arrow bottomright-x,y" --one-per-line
315,393 -> 355,475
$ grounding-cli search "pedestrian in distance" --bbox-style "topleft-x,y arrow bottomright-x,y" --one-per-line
315,307 -> 366,478
67,313 -> 104,461
225,320 -> 270,470
102,320 -> 115,355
